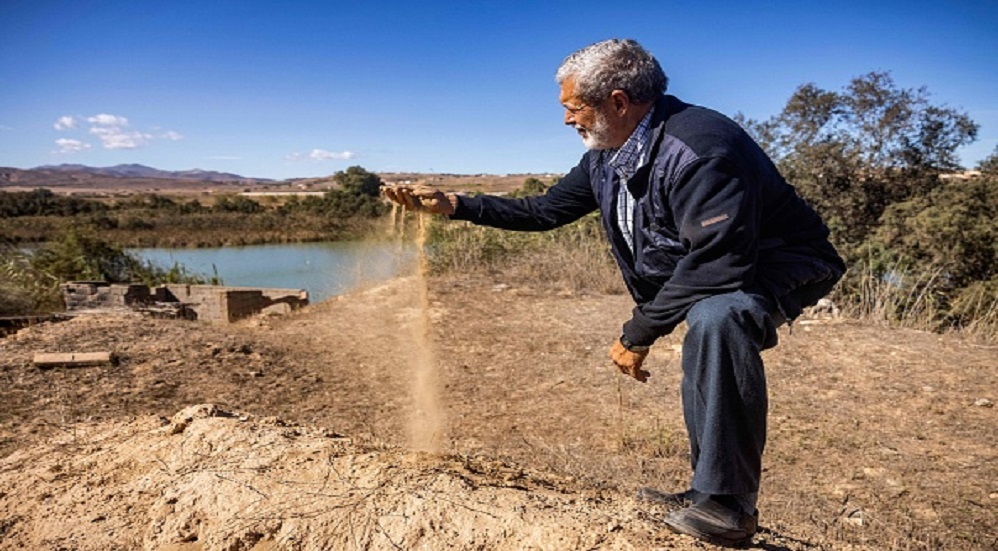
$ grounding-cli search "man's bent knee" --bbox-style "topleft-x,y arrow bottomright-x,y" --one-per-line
685,291 -> 778,349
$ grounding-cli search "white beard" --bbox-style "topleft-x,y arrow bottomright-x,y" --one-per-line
578,109 -> 615,150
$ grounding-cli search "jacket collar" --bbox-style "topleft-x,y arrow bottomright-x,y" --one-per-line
623,95 -> 683,196
648,94 -> 686,147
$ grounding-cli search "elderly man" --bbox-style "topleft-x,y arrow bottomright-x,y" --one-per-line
384,39 -> 844,548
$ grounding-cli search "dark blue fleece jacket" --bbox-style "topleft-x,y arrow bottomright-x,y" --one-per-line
452,95 -> 845,345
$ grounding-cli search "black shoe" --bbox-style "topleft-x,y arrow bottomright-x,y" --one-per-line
663,499 -> 759,548
636,487 -> 698,507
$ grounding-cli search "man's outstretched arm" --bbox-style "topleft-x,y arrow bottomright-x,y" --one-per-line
383,155 -> 598,231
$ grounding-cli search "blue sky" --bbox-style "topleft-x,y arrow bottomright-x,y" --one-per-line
1,0 -> 995,180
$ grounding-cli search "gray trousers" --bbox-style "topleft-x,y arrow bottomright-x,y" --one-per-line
682,289 -> 783,497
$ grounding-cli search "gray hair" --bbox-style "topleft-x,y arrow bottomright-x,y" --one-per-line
556,39 -> 667,105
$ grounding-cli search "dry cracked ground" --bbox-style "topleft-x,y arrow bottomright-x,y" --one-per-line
0,274 -> 995,550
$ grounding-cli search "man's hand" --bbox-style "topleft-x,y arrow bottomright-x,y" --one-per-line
609,339 -> 650,383
381,184 -> 456,216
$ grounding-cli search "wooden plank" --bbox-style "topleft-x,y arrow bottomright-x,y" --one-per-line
33,352 -> 114,369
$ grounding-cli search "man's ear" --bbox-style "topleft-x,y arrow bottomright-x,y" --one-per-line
610,89 -> 631,115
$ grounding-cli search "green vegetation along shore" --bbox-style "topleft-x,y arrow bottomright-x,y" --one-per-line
0,166 -> 389,248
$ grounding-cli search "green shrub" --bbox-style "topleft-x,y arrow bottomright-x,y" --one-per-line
0,188 -> 106,217
0,231 -> 214,316
508,177 -> 552,198
334,166 -> 383,196
837,176 -> 998,332
1,245 -> 62,315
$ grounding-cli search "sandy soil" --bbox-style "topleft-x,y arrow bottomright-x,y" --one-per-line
0,274 -> 995,550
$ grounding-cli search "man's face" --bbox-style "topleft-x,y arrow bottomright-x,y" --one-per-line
559,76 -> 616,150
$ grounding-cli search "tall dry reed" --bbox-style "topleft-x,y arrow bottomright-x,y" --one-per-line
424,214 -> 624,295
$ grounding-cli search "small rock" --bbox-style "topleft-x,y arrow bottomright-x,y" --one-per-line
167,404 -> 233,434
862,467 -> 885,478
843,508 -> 864,527
806,298 -> 840,318
973,398 -> 993,408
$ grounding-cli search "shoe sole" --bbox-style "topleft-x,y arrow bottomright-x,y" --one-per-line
662,505 -> 758,549
662,517 -> 753,549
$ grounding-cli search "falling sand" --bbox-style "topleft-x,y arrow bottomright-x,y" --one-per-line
389,204 -> 446,453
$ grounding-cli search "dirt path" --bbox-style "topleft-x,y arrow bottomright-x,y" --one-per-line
0,275 -> 995,549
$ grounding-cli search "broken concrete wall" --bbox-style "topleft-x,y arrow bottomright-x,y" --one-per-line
156,285 -> 308,323
61,282 -> 152,311
62,282 -> 308,323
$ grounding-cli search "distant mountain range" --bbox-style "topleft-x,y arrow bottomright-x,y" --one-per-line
0,163 -> 274,191
30,163 -> 270,182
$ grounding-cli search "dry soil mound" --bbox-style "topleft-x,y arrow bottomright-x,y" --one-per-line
0,404 -> 662,550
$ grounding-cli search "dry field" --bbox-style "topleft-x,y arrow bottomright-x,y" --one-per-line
0,273 -> 995,549
0,171 -> 548,198
382,173 -> 559,195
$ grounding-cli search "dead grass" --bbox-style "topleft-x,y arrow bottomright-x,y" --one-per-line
841,259 -> 997,342
425,215 -> 625,295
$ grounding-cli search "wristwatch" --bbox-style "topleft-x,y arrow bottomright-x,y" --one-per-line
619,334 -> 650,353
